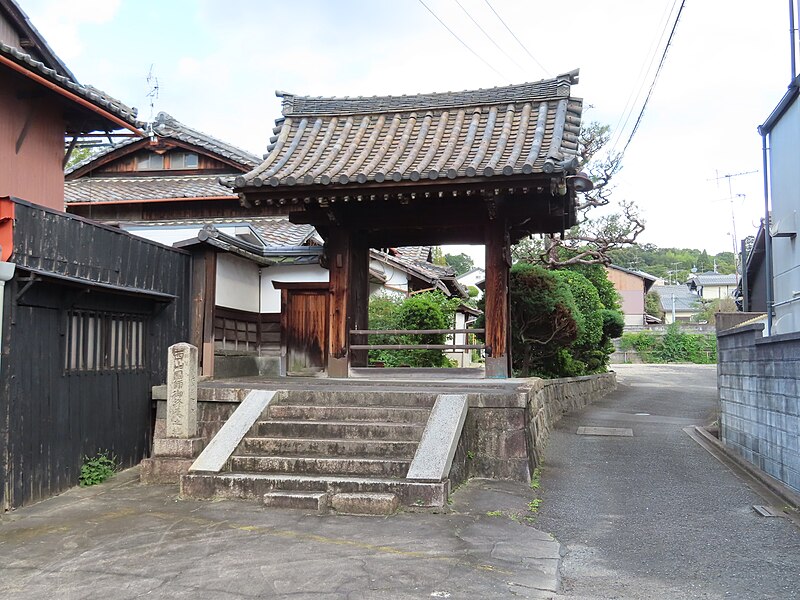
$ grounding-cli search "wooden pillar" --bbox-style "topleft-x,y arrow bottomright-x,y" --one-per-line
189,248 -> 216,378
349,236 -> 369,367
484,219 -> 511,378
327,228 -> 351,377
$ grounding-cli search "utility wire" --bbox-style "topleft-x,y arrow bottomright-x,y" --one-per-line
620,0 -> 687,156
609,0 -> 677,155
483,0 -> 548,76
418,0 -> 510,80
454,0 -> 526,75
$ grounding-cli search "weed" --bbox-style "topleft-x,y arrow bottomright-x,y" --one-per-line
528,498 -> 542,513
486,510 -> 503,517
79,451 -> 117,487
466,450 -> 475,460
530,467 -> 541,490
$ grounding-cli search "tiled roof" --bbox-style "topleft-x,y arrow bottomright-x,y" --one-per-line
692,271 -> 738,286
120,216 -> 318,248
654,285 -> 701,312
65,112 -> 260,175
227,70 -> 582,189
0,41 -> 140,129
64,175 -> 236,203
394,246 -> 432,261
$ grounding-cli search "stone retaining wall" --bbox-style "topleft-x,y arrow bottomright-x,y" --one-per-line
717,324 -> 800,492
453,372 -> 617,485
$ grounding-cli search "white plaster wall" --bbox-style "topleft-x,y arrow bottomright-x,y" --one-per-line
770,95 -> 800,334
370,259 -> 409,295
260,264 -> 329,313
122,223 -> 254,247
216,253 -> 260,312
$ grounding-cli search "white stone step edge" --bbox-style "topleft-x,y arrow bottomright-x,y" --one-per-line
405,394 -> 468,483
189,390 -> 278,474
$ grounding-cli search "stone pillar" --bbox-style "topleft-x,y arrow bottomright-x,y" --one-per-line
166,342 -> 198,438
140,343 -> 205,484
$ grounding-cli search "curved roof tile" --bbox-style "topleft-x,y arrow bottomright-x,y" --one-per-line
229,70 -> 582,190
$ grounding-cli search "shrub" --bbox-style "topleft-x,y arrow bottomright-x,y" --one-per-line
620,326 -> 717,364
367,291 -> 459,367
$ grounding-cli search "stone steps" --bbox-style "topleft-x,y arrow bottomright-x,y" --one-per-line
253,420 -> 424,441
180,389 -> 450,514
239,437 -> 418,459
267,404 -> 431,424
230,455 -> 412,478
182,472 -> 448,508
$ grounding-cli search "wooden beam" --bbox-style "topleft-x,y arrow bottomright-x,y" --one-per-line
484,218 -> 511,378
326,228 -> 351,377
350,236 -> 369,367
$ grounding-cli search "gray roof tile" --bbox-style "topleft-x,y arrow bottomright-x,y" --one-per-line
64,175 -> 236,204
228,70 -> 583,190
65,112 -> 260,175
1,41 -> 140,128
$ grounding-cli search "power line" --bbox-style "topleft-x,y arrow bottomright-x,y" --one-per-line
454,0 -> 526,74
609,0 -> 677,155
620,0 -> 687,156
417,0 -> 510,80
483,0 -> 548,76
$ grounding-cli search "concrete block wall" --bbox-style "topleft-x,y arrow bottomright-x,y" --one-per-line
717,324 -> 800,492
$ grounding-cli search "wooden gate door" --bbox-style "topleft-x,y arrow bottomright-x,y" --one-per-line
282,288 -> 329,376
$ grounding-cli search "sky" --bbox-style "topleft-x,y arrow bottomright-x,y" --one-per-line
20,0 -> 795,267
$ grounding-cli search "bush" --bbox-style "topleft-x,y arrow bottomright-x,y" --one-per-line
367,291 -> 459,367
620,325 -> 717,364
505,263 -> 579,377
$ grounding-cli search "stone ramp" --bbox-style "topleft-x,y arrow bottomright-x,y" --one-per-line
181,388 -> 460,514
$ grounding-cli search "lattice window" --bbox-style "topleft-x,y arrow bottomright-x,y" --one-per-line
65,310 -> 146,372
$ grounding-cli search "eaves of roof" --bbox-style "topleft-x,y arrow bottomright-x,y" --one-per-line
65,111 -> 260,175
0,41 -> 141,132
64,174 -> 238,204
0,0 -> 75,80
759,75 -> 800,135
227,70 -> 583,191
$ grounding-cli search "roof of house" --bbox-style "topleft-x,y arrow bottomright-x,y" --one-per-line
690,271 -> 738,286
0,0 -> 76,80
606,263 -> 657,292
0,41 -> 140,132
227,70 -> 582,190
371,250 -> 467,298
65,111 -> 260,176
64,174 -> 236,204
120,216 -> 319,247
653,285 -> 701,312
393,246 -> 432,261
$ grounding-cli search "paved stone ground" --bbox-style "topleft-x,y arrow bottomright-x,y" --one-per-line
537,364 -> 800,600
0,474 -> 557,599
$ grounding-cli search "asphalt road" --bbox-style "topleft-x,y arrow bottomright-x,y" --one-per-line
536,364 -> 800,600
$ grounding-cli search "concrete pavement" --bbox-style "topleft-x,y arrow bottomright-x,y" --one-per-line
0,471 -> 558,599
537,364 -> 800,600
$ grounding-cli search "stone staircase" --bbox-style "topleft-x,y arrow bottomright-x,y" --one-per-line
181,390 -> 451,514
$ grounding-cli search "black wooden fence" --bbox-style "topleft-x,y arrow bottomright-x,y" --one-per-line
0,198 -> 191,509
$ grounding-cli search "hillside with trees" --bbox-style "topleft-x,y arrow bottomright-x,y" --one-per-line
607,245 -> 737,283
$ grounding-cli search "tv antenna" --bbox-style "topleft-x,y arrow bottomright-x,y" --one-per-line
146,64 -> 159,122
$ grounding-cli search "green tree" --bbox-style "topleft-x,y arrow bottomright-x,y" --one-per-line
443,252 -> 474,276
645,290 -> 664,322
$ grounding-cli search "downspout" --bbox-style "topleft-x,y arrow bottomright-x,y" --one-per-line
760,131 -> 774,335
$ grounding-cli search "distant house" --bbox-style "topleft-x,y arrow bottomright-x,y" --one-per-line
604,264 -> 657,327
653,284 -> 701,324
457,267 -> 486,296
686,271 -> 738,300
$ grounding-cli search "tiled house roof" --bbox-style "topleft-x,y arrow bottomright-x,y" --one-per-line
65,111 -> 260,176
121,216 -> 319,247
691,271 -> 738,286
0,41 -> 140,131
65,175 -> 234,204
394,246 -> 432,261
228,70 -> 582,189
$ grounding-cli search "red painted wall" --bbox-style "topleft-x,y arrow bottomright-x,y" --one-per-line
0,75 -> 66,211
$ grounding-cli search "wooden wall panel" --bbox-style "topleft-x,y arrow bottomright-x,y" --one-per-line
0,84 -> 65,211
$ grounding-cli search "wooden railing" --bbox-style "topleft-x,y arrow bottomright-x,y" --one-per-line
349,328 -> 485,351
